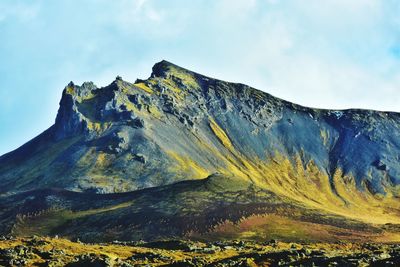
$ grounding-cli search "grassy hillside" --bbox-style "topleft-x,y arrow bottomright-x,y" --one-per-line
0,174 -> 399,243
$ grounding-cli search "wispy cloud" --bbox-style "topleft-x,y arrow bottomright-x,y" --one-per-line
192,0 -> 400,111
0,1 -> 40,23
1,0 -> 400,154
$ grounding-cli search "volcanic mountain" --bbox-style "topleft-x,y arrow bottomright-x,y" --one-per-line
1,60 -> 400,242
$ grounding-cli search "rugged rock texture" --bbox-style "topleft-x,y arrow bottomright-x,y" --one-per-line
2,236 -> 400,267
2,60 -> 400,240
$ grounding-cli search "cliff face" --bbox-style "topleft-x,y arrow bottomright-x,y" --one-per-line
2,60 -> 400,234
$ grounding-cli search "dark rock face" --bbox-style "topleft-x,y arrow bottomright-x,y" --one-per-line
54,81 -> 99,139
54,87 -> 85,140
66,254 -> 112,267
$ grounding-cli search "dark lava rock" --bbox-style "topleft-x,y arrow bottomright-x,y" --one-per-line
66,254 -> 112,267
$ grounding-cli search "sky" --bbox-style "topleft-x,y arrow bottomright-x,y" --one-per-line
1,0 -> 400,155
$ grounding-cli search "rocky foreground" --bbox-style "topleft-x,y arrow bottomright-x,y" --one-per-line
0,236 -> 400,266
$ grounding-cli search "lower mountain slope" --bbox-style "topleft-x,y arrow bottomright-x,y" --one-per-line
1,174 -> 399,243
1,60 -> 400,241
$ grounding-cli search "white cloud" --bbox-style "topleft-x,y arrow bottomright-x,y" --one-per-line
146,8 -> 162,22
0,2 -> 40,23
2,0 -> 400,155
193,0 -> 400,111
216,0 -> 257,18
134,0 -> 148,11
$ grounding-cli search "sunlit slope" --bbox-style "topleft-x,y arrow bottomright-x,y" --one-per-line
2,60 -> 400,226
2,174 -> 399,243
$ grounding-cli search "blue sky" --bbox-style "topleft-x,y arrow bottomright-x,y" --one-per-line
1,0 -> 400,155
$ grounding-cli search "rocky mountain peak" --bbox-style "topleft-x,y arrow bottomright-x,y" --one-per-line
51,61 -> 208,141
151,60 -> 188,78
